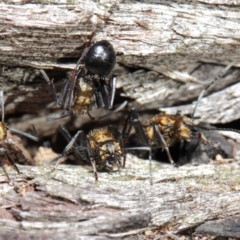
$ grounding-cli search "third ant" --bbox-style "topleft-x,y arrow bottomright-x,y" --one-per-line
123,62 -> 240,168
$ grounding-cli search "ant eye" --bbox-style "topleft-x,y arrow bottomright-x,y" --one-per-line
178,128 -> 181,132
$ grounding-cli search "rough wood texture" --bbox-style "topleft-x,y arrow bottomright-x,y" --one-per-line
1,0 -> 240,135
1,1 -> 240,239
0,156 -> 240,239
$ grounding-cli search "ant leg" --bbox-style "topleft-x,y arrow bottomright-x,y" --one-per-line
108,76 -> 116,109
127,108 -> 149,146
59,126 -> 91,163
48,130 -> 83,170
57,125 -> 72,141
59,127 -> 98,181
153,124 -> 177,167
65,33 -> 95,111
122,109 -> 154,184
9,127 -> 39,142
74,32 -> 95,76
0,148 -> 20,182
94,90 -> 105,109
0,157 -> 11,182
57,125 -> 86,161
121,108 -> 149,167
41,70 -> 72,118
4,151 -> 20,174
122,155 -> 127,168
60,79 -> 71,109
40,70 -> 59,104
89,157 -> 98,181
83,139 -> 99,181
191,61 -> 235,119
87,101 -> 128,121
93,77 -> 115,110
63,130 -> 83,152
46,111 -> 72,121
123,146 -> 153,185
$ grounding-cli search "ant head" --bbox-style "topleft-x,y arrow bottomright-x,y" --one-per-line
173,116 -> 198,141
174,116 -> 217,146
102,142 -> 121,171
85,40 -> 116,76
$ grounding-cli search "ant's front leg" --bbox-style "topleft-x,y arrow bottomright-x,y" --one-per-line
122,108 -> 149,146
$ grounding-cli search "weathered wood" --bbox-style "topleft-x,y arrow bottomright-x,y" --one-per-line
1,0 -> 240,134
196,216 -> 240,238
0,156 -> 240,239
1,1 -> 240,239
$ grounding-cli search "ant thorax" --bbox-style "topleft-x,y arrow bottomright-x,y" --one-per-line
143,113 -> 179,147
0,122 -> 7,141
71,77 -> 95,114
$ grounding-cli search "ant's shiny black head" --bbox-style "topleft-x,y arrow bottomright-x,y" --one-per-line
85,40 -> 116,76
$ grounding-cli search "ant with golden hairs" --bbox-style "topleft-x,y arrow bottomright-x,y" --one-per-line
41,33 -> 127,121
0,91 -> 39,181
49,124 -> 151,182
123,62 -> 240,169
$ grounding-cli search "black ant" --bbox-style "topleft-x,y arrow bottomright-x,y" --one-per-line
41,33 -> 127,121
49,125 -> 151,182
123,62 -> 240,168
0,91 -> 39,181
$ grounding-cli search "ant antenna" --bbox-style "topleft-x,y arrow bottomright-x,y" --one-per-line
198,125 -> 240,135
40,69 -> 59,104
66,32 -> 96,111
8,127 -> 39,142
191,61 -> 236,120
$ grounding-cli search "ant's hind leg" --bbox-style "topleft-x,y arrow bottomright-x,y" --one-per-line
0,148 -> 20,182
122,108 -> 149,146
153,124 -> 178,167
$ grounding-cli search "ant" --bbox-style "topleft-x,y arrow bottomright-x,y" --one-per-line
0,91 -> 39,181
49,125 -> 151,182
123,61 -> 240,168
41,33 -> 127,121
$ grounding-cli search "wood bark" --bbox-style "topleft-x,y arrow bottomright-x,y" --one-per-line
0,157 -> 240,239
0,0 -> 240,239
1,0 -> 240,135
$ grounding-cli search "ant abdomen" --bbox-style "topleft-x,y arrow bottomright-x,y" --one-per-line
85,40 -> 116,76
